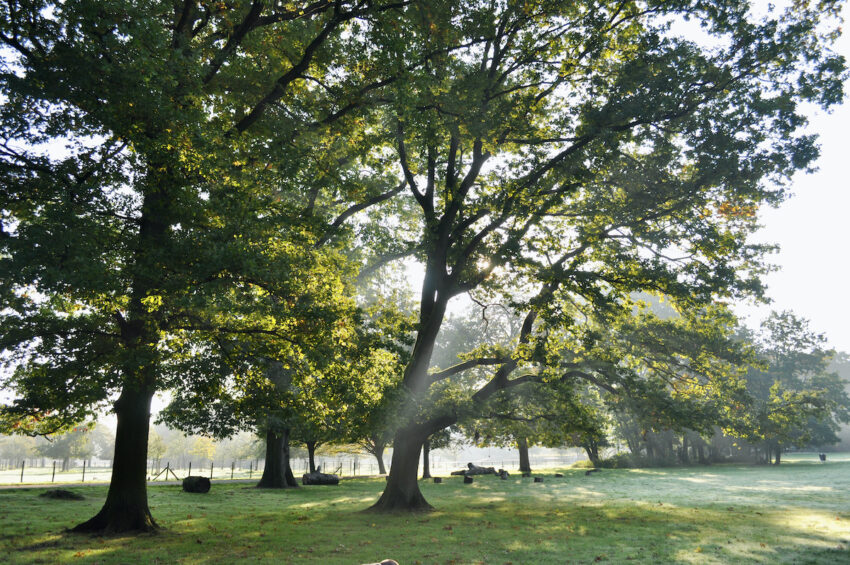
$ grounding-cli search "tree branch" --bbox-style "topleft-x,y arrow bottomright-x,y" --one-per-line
429,357 -> 510,385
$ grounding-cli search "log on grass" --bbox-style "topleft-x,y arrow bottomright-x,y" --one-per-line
182,475 -> 211,493
451,463 -> 497,476
302,471 -> 340,486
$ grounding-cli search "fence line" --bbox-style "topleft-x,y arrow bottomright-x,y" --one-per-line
0,451 -> 585,485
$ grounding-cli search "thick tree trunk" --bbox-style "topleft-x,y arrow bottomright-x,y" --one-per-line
72,385 -> 156,533
773,447 -> 781,465
257,428 -> 298,488
306,441 -> 317,473
518,437 -> 531,474
368,425 -> 430,512
421,438 -> 431,479
62,456 -> 70,472
681,435 -> 690,464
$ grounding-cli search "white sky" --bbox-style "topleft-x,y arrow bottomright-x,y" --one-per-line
733,4 -> 850,352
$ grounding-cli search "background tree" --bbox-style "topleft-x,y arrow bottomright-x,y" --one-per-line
733,312 -> 850,464
33,425 -> 95,471
0,434 -> 36,467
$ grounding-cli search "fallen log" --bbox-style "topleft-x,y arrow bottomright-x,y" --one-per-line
302,471 -> 340,486
450,463 -> 497,476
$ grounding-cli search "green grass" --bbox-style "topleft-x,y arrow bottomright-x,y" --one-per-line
1,453 -> 848,564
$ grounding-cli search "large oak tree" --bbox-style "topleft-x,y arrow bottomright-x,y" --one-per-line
0,0 -> 408,532
363,0 -> 845,511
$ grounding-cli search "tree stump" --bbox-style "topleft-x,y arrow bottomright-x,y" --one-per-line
182,476 -> 211,493
433,477 -> 442,484
534,477 -> 544,483
463,476 -> 474,484
302,471 -> 339,486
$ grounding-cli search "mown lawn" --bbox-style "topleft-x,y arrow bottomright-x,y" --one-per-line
1,454 -> 848,564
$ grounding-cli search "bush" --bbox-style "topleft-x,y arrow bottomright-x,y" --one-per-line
597,453 -> 634,469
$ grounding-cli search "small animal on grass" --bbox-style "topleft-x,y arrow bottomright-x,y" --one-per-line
585,469 -> 601,476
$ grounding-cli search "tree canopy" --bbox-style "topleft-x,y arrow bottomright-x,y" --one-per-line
0,0 -> 846,526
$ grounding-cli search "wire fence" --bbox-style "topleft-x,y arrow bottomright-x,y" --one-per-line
0,450 -> 586,485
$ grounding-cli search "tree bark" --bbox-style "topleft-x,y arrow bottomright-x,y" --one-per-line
583,442 -> 600,467
773,447 -> 781,465
257,428 -> 298,488
367,435 -> 388,475
367,424 -> 430,512
421,438 -> 431,479
72,385 -> 156,533
518,437 -> 531,474
306,441 -> 317,473
681,435 -> 690,464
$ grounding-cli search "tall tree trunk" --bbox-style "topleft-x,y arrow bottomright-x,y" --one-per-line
583,443 -> 600,467
257,428 -> 297,488
374,442 -> 387,475
62,456 -> 69,472
306,441 -> 317,473
72,385 -> 156,533
681,435 -> 690,464
518,437 -> 531,474
773,447 -> 781,465
421,438 -> 431,479
368,424 -> 429,512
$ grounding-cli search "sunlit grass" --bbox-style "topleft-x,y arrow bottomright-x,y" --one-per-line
1,454 -> 848,563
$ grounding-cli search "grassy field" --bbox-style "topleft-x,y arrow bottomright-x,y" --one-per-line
1,453 -> 848,564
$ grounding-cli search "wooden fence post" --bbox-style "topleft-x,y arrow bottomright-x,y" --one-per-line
20,460 -> 25,483
82,460 -> 86,482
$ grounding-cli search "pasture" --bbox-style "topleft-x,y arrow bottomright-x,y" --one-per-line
1,454 -> 848,564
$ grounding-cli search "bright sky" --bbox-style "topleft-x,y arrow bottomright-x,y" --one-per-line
733,5 -> 850,353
